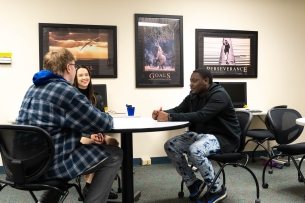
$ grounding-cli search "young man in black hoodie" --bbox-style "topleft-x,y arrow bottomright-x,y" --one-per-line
152,69 -> 241,203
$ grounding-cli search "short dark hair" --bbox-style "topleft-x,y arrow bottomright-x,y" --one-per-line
193,69 -> 213,84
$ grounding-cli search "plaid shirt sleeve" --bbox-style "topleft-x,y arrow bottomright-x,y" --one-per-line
65,93 -> 113,134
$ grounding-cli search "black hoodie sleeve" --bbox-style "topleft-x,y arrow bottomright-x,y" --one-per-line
164,95 -> 191,114
165,90 -> 230,124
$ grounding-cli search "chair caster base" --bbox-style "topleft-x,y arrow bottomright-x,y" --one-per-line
178,191 -> 184,198
268,170 -> 273,174
255,199 -> 261,203
262,183 -> 268,188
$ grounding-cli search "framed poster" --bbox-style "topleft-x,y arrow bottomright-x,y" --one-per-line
196,29 -> 258,78
135,14 -> 183,87
39,23 -> 117,78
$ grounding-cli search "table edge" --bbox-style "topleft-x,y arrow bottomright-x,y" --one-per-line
109,122 -> 189,133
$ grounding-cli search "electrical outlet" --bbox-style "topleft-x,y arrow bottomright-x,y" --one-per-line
141,157 -> 151,166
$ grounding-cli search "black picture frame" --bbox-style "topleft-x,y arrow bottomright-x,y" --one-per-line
196,29 -> 258,78
135,14 -> 183,88
39,23 -> 117,78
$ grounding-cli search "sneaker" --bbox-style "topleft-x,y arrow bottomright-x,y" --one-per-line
197,185 -> 227,203
188,179 -> 206,201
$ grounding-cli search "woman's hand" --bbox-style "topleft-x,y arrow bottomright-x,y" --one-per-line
90,133 -> 105,145
89,133 -> 119,146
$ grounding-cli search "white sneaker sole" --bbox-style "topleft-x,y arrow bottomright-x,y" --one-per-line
214,193 -> 227,203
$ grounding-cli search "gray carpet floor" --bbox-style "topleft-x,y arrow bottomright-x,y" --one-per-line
0,159 -> 304,203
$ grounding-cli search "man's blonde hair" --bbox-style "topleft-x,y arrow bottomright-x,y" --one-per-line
43,48 -> 75,76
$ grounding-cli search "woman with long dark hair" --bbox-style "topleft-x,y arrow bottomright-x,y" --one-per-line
74,65 -> 119,200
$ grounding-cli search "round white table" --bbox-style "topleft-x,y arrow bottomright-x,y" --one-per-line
296,118 -> 305,126
109,117 -> 189,203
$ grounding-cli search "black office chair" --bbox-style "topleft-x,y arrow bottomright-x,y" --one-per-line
262,108 -> 305,199
179,111 -> 261,203
245,105 -> 288,165
0,125 -> 85,203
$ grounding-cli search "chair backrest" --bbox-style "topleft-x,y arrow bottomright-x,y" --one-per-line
0,125 -> 54,185
93,84 -> 108,108
267,108 -> 304,144
236,111 -> 253,152
265,105 -> 287,133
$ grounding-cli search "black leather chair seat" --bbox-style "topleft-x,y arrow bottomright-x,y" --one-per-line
277,142 -> 305,155
4,176 -> 69,193
208,153 -> 243,163
247,130 -> 275,140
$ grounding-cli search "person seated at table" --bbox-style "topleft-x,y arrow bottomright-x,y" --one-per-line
16,48 -> 123,203
73,65 -> 119,199
152,69 -> 241,203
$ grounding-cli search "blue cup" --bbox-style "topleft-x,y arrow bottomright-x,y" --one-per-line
127,107 -> 135,116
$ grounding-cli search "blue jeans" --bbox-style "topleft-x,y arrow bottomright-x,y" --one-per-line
164,131 -> 221,192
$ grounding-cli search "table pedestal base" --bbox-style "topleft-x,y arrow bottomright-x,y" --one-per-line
121,133 -> 141,203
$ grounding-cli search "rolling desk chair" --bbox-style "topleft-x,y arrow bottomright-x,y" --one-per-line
0,125 -> 85,203
179,111 -> 261,203
262,108 -> 305,200
245,105 -> 288,172
0,124 -> 121,203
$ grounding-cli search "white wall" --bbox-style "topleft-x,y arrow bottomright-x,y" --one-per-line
1,0 -> 305,159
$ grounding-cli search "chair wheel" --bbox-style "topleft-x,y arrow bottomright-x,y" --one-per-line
178,191 -> 184,198
262,183 -> 269,188
298,176 -> 304,182
252,159 -> 256,163
255,199 -> 261,203
284,162 -> 290,167
268,169 -> 273,174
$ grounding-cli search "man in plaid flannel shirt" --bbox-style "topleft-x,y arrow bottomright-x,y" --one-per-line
16,48 -> 123,203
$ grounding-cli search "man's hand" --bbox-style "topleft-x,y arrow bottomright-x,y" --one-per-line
157,111 -> 169,122
91,133 -> 105,145
152,107 -> 162,120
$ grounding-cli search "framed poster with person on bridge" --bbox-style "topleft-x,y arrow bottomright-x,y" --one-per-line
135,14 -> 184,88
196,29 -> 258,78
